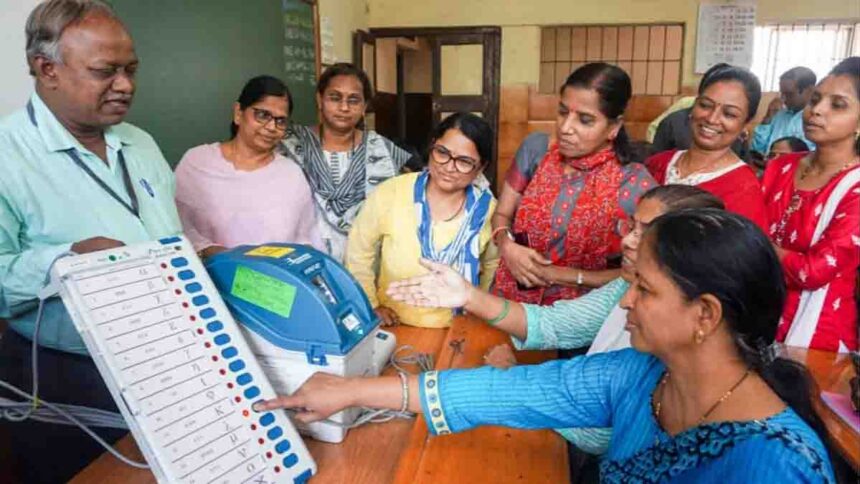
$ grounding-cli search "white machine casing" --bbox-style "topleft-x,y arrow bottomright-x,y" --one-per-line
241,327 -> 396,443
204,243 -> 398,444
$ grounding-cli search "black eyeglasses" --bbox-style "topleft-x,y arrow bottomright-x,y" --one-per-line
430,145 -> 480,174
251,108 -> 288,131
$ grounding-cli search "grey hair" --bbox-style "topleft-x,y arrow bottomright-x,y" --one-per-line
25,0 -> 118,73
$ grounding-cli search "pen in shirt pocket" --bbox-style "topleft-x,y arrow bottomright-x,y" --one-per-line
139,178 -> 155,198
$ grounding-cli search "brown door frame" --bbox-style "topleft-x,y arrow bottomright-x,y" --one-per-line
352,29 -> 377,88
358,26 -> 502,191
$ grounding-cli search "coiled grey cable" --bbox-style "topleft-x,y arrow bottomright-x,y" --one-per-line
0,251 -> 148,469
320,343 -> 434,429
0,379 -> 147,468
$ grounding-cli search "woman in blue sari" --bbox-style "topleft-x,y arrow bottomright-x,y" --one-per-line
256,210 -> 838,483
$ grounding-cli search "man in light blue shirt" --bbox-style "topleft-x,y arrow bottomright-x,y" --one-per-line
751,66 -> 816,155
0,1 -> 180,480
0,4 -> 181,356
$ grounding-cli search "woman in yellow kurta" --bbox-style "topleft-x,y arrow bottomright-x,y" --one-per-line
346,112 -> 499,328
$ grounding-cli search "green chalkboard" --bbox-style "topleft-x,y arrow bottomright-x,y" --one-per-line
111,0 -> 319,166
282,0 -> 318,118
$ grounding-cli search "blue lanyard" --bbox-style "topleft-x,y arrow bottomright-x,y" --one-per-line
27,101 -> 140,219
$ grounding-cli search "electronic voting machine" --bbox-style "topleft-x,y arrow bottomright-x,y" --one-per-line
205,243 -> 397,444
51,236 -> 316,484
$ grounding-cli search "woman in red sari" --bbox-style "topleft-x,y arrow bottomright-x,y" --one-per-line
492,63 -> 656,305
762,57 -> 860,352
646,65 -> 767,230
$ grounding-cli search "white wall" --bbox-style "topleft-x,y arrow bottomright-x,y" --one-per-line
0,0 -> 38,117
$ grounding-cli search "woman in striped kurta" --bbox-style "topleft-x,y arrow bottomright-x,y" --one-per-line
280,63 -> 415,262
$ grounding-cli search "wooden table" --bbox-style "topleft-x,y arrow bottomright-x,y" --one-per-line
783,345 -> 860,472
71,316 -> 569,483
393,316 -> 569,484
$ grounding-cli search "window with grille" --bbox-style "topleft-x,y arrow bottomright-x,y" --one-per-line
751,21 -> 860,92
539,24 -> 685,95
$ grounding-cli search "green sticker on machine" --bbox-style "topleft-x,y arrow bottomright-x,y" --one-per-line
231,266 -> 297,318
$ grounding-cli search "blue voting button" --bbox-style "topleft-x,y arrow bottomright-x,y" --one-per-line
283,454 -> 299,468
267,426 -> 283,440
275,439 -> 291,454
192,295 -> 209,306
259,412 -> 274,427
244,386 -> 261,399
185,282 -> 202,293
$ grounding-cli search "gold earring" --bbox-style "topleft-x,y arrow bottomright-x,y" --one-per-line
693,329 -> 705,344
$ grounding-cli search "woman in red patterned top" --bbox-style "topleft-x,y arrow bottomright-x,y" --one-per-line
491,63 -> 656,305
646,65 -> 768,230
762,57 -> 860,352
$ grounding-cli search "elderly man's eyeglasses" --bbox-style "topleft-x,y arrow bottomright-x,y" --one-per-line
430,145 -> 480,174
251,108 -> 288,131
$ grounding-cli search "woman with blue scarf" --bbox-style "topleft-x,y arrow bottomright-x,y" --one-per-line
345,112 -> 498,327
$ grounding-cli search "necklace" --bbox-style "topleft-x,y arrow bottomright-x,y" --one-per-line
441,196 -> 466,222
676,150 -> 734,180
773,155 -> 859,244
652,369 -> 751,435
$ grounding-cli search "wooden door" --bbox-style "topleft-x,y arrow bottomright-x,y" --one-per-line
366,27 -> 502,190
431,28 -> 501,188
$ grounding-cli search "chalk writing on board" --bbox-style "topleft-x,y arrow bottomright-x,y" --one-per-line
282,0 -> 317,88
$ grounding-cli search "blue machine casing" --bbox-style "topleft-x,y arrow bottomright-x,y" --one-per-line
205,244 -> 380,365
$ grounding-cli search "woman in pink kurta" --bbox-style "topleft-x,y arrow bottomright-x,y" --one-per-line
762,58 -> 860,352
175,76 -> 322,255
